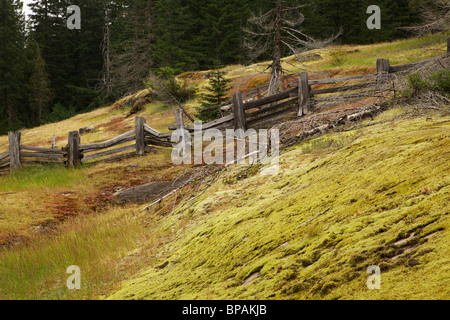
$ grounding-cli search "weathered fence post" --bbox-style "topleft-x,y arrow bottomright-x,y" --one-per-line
376,58 -> 390,84
67,131 -> 81,168
232,91 -> 246,135
175,109 -> 185,143
297,72 -> 310,117
135,117 -> 146,155
175,108 -> 191,160
8,131 -> 21,172
52,132 -> 56,149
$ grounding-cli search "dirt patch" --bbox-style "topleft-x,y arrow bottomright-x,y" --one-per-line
0,234 -> 28,250
28,136 -> 66,148
391,246 -> 416,261
98,117 -> 130,133
0,234 -> 13,247
393,232 -> 415,246
29,219 -> 58,235
83,167 -> 151,210
83,179 -> 146,211
240,75 -> 270,92
243,272 -> 262,285
92,164 -> 197,206
423,230 -> 442,239
47,191 -> 80,221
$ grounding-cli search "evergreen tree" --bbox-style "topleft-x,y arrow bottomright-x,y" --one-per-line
29,0 -> 107,114
0,0 -> 27,132
299,0 -> 419,45
152,0 -> 199,72
27,41 -> 53,125
202,0 -> 251,67
195,71 -> 231,121
29,0 -> 70,106
182,0 -> 252,70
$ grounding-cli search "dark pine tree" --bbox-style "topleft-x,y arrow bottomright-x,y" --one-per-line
26,40 -> 53,125
0,0 -> 27,132
151,0 -> 197,73
195,71 -> 231,121
29,0 -> 107,117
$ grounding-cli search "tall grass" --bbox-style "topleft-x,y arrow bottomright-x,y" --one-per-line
319,33 -> 449,70
0,207 -> 151,300
0,165 -> 87,192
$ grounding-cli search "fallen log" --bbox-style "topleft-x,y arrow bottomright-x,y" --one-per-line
282,104 -> 386,147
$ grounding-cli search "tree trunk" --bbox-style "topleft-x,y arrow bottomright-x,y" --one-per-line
133,0 -> 140,93
102,6 -> 112,97
268,0 -> 283,96
7,103 -> 14,128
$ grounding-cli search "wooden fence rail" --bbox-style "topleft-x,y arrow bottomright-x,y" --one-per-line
1,116 -> 175,174
0,152 -> 10,175
78,130 -> 136,151
195,50 -> 448,133
1,38 -> 447,175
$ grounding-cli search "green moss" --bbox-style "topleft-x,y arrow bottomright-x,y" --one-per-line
107,108 -> 450,300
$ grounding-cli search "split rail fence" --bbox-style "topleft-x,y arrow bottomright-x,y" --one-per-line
1,37 -> 448,175
0,117 -> 174,175
171,51 -> 448,134
173,37 -> 450,133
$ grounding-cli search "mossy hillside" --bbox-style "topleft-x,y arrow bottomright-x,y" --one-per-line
109,109 -> 450,300
315,32 -> 449,70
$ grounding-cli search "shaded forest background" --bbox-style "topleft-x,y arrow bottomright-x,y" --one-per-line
0,0 -> 426,133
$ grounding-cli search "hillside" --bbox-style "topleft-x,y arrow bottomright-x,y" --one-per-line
108,108 -> 450,300
0,33 -> 449,300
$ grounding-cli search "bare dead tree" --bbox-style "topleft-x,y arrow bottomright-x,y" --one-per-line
401,0 -> 449,35
145,72 -> 195,122
110,0 -> 154,98
244,0 -> 342,96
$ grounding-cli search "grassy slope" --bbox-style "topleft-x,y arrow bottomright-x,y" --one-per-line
0,33 -> 448,299
0,100 -> 181,242
0,150 -> 192,299
108,109 -> 450,300
0,33 -> 446,151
